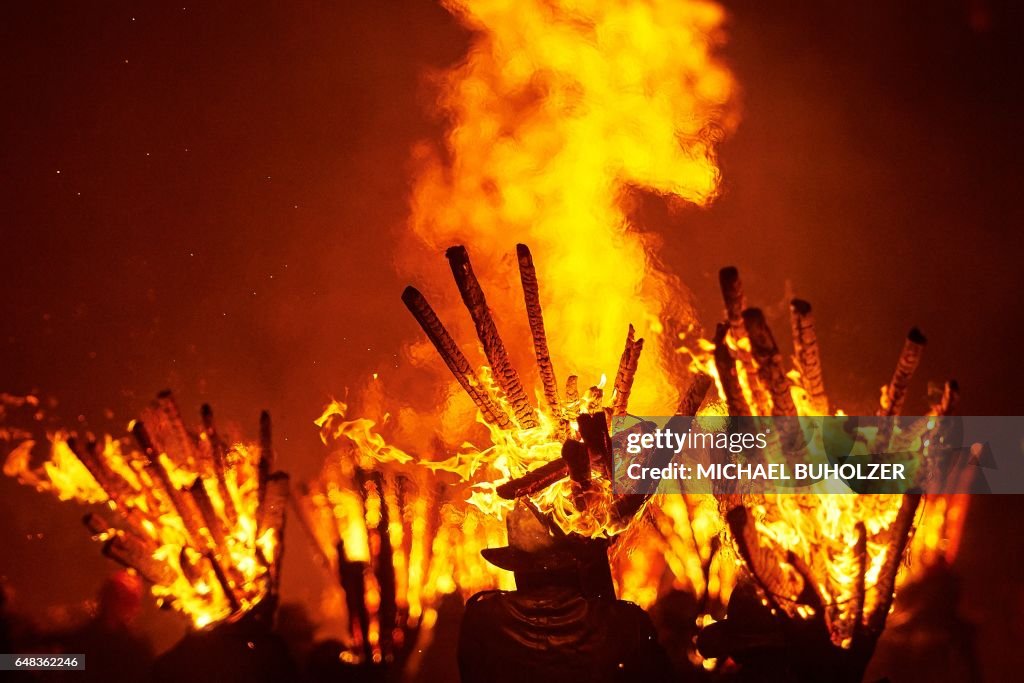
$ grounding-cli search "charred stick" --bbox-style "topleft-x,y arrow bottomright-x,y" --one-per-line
610,491 -> 654,522
742,308 -> 797,417
878,328 -> 927,418
103,533 -> 177,586
611,325 -> 644,417
782,548 -> 824,612
564,375 -> 580,421
577,412 -> 614,478
852,521 -> 868,637
132,421 -> 204,546
936,379 -> 959,416
712,323 -> 752,416
719,267 -> 747,341
189,478 -> 229,554
203,550 -> 242,614
257,410 -> 273,509
258,472 -> 289,554
720,267 -> 771,413
369,473 -> 397,654
176,479 -> 215,553
337,542 -> 372,661
725,506 -> 785,613
446,246 -> 537,429
516,244 -> 560,418
866,493 -> 922,636
677,372 -> 712,416
257,467 -> 289,576
561,439 -> 592,511
402,286 -> 513,429
496,458 -> 568,499
200,403 -> 237,527
875,328 -> 927,449
149,390 -> 200,470
789,299 -> 829,415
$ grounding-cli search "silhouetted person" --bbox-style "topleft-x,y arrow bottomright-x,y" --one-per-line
45,571 -> 153,683
459,503 -> 672,683
649,589 -> 707,681
152,596 -> 296,683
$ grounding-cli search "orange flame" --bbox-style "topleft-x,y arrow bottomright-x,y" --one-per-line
402,0 -> 737,423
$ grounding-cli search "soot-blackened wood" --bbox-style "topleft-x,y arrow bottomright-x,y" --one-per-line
337,541 -> 372,662
677,372 -> 713,417
878,328 -> 927,418
866,492 -> 922,637
103,533 -> 177,586
149,390 -> 200,471
564,375 -> 580,421
368,472 -> 397,655
446,246 -> 538,429
611,325 -> 644,417
852,522 -> 868,639
257,410 -> 273,510
517,244 -> 560,419
742,308 -> 798,417
561,439 -> 592,511
720,267 -> 771,414
577,412 -> 614,478
188,477 -> 229,553
496,458 -> 569,500
402,286 -> 513,429
789,299 -> 828,415
712,323 -> 752,417
132,420 -> 205,548
719,267 -> 747,341
936,379 -> 960,416
875,328 -> 927,449
205,549 -> 242,614
200,404 -> 238,527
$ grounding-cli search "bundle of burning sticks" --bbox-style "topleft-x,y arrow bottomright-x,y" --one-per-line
682,265 -> 967,678
4,391 -> 289,630
400,244 -> 707,535
294,463 -> 462,665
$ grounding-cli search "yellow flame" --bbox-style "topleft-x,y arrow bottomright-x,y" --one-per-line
404,0 -> 736,424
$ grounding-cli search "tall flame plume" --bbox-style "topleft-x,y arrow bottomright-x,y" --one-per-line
402,0 -> 737,423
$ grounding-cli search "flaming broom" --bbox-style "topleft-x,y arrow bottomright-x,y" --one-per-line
294,460 -> 466,666
677,266 -> 967,678
399,244 -> 710,535
3,391 -> 289,630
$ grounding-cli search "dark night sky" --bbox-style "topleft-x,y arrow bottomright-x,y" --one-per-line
2,0 -> 1023,674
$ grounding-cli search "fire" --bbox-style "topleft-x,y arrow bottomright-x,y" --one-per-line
306,0 -> 739,640
402,0 -> 737,426
302,399 -> 514,663
675,269 -> 967,651
3,393 -> 287,630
